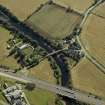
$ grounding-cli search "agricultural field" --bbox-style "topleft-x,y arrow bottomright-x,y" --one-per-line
0,0 -> 47,20
71,58 -> 105,98
25,88 -> 56,105
0,27 -> 20,69
80,14 -> 105,66
92,2 -> 105,18
28,59 -> 56,84
26,3 -> 82,39
56,0 -> 94,13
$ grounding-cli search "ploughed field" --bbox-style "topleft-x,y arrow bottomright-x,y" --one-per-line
55,0 -> 94,13
26,3 -> 82,39
71,58 -> 105,98
0,0 -> 47,20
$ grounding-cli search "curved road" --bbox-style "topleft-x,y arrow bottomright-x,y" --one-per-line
77,0 -> 105,73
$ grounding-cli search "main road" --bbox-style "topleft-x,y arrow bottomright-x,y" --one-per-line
0,68 -> 105,105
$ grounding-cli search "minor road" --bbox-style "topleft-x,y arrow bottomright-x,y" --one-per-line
77,0 -> 105,73
80,0 -> 104,27
40,47 -> 67,61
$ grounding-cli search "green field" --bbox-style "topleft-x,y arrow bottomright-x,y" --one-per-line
25,88 -> 55,105
26,3 -> 82,39
22,46 -> 34,57
0,27 -> 20,70
0,92 -> 8,105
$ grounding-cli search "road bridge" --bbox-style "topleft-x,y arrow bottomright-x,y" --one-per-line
40,47 -> 67,61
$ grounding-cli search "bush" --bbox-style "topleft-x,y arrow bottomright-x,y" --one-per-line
55,98 -> 63,105
25,83 -> 36,91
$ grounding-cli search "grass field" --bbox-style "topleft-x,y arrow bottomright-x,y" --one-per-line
0,0 -> 47,20
71,58 -> 105,98
80,14 -> 105,66
56,0 -> 94,13
0,93 -> 7,105
22,46 -> 33,56
92,2 -> 105,18
28,59 -> 56,84
0,27 -> 20,69
25,88 -> 55,105
26,3 -> 82,39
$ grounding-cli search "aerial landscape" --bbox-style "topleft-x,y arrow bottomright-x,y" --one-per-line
0,0 -> 105,105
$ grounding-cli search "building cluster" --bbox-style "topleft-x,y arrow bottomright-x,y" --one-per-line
67,49 -> 84,62
3,84 -> 29,105
8,40 -> 37,68
64,38 -> 85,62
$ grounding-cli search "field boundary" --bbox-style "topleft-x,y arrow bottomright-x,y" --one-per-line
53,2 -> 82,16
24,1 -> 49,22
26,21 -> 55,39
25,1 -> 82,23
91,12 -> 105,19
79,35 -> 105,74
26,16 -> 82,40
25,2 -> 83,39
